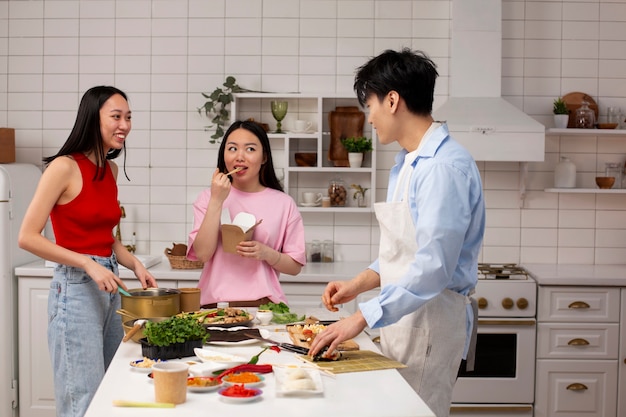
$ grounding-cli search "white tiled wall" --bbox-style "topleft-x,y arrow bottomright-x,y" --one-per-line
2,0 -> 626,266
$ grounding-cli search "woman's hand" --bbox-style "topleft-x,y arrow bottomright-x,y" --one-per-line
210,168 -> 232,204
84,259 -> 126,293
236,240 -> 275,263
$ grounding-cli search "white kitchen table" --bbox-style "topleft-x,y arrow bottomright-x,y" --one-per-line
84,323 -> 434,417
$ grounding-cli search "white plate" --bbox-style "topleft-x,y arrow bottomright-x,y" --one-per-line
206,328 -> 270,346
274,367 -> 323,395
222,374 -> 265,388
193,348 -> 247,367
299,202 -> 320,207
187,377 -> 223,393
218,387 -> 263,403
129,358 -> 161,373
188,361 -> 227,377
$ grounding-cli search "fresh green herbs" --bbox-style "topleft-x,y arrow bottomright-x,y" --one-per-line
143,315 -> 209,347
258,302 -> 305,324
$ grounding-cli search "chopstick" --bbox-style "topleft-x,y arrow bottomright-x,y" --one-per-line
112,400 -> 175,408
292,358 -> 336,378
225,167 -> 243,176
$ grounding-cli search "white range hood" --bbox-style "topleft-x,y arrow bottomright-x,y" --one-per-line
433,0 -> 545,162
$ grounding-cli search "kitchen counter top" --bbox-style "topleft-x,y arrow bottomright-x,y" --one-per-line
84,317 -> 434,417
523,263 -> 626,286
15,258 -> 365,283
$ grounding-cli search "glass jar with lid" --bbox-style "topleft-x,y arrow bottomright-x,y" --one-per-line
605,162 -> 622,189
574,101 -> 595,129
321,239 -> 334,263
328,178 -> 346,207
308,240 -> 321,262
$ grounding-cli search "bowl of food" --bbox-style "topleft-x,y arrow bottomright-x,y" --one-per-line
595,176 -> 615,189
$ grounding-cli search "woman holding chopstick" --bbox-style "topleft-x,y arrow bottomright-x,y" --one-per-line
187,120 -> 306,308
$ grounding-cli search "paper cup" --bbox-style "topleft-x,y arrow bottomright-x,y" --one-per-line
153,362 -> 189,404
179,288 -> 201,312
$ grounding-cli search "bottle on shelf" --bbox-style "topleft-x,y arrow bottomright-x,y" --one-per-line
554,156 -> 576,188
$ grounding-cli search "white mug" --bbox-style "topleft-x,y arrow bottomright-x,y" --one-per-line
302,192 -> 322,205
294,120 -> 312,133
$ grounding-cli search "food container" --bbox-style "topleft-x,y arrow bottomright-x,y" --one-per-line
120,288 -> 181,322
328,178 -> 346,207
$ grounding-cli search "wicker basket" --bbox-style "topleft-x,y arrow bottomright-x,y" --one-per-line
164,248 -> 204,270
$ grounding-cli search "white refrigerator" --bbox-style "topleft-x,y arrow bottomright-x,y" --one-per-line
0,164 -> 41,417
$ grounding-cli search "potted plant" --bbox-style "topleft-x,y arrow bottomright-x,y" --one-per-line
341,136 -> 373,168
553,97 -> 569,129
198,76 -> 257,143
350,184 -> 369,207
140,315 -> 209,360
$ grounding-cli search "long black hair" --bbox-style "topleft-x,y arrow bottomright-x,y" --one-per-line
43,85 -> 129,180
217,120 -> 283,192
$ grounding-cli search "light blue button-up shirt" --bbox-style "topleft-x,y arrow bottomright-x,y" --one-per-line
359,123 -> 485,354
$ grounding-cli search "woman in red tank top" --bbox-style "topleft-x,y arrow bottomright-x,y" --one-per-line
18,86 -> 158,417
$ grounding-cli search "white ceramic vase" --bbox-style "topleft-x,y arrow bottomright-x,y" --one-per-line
348,152 -> 363,168
554,114 -> 569,129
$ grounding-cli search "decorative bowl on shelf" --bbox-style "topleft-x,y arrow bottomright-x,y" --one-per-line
596,123 -> 618,129
295,153 -> 317,167
595,176 -> 615,189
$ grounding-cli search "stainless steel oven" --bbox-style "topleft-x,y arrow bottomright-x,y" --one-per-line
451,264 -> 536,416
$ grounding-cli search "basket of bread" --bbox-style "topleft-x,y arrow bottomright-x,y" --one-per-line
164,243 -> 204,269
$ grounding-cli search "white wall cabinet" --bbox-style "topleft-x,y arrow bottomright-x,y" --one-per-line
618,289 -> 626,417
231,93 -> 376,212
535,286 -> 620,417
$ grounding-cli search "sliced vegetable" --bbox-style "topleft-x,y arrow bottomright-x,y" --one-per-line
220,384 -> 258,397
216,364 -> 273,380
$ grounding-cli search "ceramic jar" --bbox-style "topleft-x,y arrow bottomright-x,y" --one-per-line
554,156 -> 576,188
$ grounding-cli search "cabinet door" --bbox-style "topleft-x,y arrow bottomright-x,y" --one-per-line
618,289 -> 626,417
535,359 -> 617,417
538,286 -> 620,323
536,322 -> 619,360
18,277 -> 56,417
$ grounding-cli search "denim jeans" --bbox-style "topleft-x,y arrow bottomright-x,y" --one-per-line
48,254 -> 123,417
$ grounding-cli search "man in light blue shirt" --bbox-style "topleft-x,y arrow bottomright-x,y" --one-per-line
309,48 -> 485,417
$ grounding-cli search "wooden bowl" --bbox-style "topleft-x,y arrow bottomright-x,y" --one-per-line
597,123 -> 618,129
595,176 -> 615,189
295,152 -> 317,167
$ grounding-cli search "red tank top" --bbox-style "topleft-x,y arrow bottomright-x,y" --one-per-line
50,153 -> 121,257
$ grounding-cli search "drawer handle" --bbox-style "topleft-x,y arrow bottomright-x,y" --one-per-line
566,383 -> 588,391
567,338 -> 590,346
568,301 -> 590,309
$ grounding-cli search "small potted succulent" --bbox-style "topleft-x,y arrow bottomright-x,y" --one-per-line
341,136 -> 373,168
553,97 -> 570,129
140,315 -> 209,360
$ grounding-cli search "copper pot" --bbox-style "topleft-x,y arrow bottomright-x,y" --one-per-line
120,288 -> 181,321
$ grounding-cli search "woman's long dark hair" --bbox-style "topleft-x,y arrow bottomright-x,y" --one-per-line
217,120 -> 283,192
43,85 -> 129,180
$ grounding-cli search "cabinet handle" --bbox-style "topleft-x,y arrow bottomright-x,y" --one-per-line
566,383 -> 588,391
568,301 -> 590,309
567,338 -> 590,346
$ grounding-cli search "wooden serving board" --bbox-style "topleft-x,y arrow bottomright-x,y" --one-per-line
299,350 -> 407,374
287,324 -> 360,351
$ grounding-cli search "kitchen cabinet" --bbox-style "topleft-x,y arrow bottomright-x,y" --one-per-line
619,289 -> 626,417
231,93 -> 376,212
535,286 -> 620,417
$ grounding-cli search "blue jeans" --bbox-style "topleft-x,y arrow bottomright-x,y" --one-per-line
48,254 -> 123,417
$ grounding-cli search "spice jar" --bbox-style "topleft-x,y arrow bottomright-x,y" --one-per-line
321,240 -> 334,263
309,240 -> 321,262
574,101 -> 595,129
328,178 -> 346,207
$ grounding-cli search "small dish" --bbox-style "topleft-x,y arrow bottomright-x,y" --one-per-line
595,176 -> 615,189
187,376 -> 223,393
222,374 -> 265,388
299,202 -> 321,208
218,387 -> 263,403
188,361 -> 227,377
193,348 -> 247,367
129,358 -> 163,373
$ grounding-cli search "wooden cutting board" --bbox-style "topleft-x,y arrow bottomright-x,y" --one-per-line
299,350 -> 407,374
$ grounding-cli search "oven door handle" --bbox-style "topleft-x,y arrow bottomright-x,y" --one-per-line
477,319 -> 535,326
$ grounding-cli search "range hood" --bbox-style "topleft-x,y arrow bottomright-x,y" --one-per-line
433,0 -> 545,162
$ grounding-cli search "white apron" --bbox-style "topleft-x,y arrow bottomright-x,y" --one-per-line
375,151 -> 469,417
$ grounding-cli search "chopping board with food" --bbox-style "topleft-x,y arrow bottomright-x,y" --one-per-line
300,350 -> 407,374
287,321 -> 360,351
177,307 -> 253,327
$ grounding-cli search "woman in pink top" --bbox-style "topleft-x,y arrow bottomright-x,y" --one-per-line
187,120 -> 306,307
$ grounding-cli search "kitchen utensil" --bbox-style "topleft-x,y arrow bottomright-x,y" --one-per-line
123,319 -> 146,342
225,167 -> 243,176
116,308 -> 140,320
112,400 -> 175,408
243,333 -> 310,355
117,285 -> 131,297
121,288 -> 181,319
